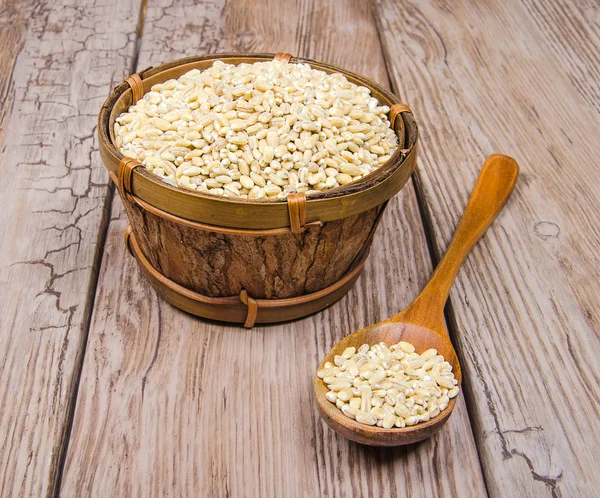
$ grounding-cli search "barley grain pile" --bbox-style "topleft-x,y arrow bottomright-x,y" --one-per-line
115,60 -> 398,199
318,341 -> 459,428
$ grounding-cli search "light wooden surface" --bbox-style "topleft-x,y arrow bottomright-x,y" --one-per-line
59,0 -> 486,496
373,0 -> 600,496
0,0 -> 140,496
1,0 -> 598,496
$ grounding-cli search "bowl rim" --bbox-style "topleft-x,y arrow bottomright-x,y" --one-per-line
98,52 -> 418,229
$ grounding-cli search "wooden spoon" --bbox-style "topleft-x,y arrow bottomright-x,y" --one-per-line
314,154 -> 519,446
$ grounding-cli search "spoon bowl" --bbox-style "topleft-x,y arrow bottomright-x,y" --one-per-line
314,154 -> 519,446
315,321 -> 461,446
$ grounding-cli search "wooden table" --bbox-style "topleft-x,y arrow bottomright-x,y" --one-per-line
1,0 -> 598,496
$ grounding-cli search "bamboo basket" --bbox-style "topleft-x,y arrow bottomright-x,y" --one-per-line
98,52 -> 418,327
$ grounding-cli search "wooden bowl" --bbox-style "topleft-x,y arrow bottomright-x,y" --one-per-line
97,53 -> 419,327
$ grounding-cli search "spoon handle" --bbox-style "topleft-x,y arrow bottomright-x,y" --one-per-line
394,154 -> 519,335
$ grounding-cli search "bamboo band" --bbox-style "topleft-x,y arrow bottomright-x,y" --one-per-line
239,290 -> 259,328
125,73 -> 144,103
287,192 -> 307,234
124,225 -> 134,256
273,52 -> 292,62
389,103 -> 412,128
118,157 -> 141,202
128,192 -> 321,236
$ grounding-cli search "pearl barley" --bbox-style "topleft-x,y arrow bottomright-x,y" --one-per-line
318,341 -> 459,428
115,60 -> 398,199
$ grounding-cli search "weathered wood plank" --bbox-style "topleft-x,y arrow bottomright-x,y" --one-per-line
0,0 -> 141,496
373,0 -> 600,496
60,0 -> 487,496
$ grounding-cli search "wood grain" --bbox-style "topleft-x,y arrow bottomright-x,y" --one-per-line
0,0 -> 141,496
60,0 -> 487,496
373,0 -> 600,496
125,197 -> 379,299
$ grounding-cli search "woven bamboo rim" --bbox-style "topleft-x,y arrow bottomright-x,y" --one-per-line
99,53 -> 418,230
125,226 -> 370,327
